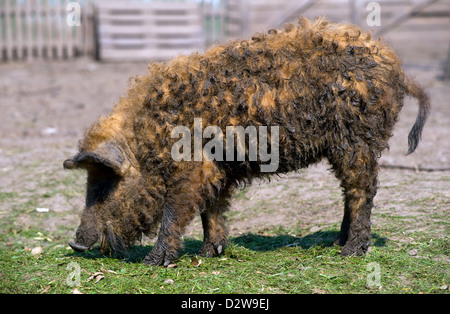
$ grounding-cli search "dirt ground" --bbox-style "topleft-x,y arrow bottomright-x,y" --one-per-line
0,32 -> 449,244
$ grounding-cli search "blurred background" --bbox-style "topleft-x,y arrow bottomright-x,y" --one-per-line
1,0 -> 449,165
0,1 -> 448,240
1,0 -> 449,63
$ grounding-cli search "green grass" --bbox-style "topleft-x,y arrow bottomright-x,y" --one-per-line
0,226 -> 448,294
0,160 -> 448,294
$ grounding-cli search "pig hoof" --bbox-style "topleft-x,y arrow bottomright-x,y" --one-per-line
142,247 -> 176,266
142,254 -> 169,266
199,240 -> 227,258
333,232 -> 348,247
340,241 -> 370,257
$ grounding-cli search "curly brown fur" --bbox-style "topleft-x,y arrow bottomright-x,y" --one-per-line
65,17 -> 430,264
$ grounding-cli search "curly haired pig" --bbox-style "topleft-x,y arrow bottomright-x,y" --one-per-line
64,17 -> 430,265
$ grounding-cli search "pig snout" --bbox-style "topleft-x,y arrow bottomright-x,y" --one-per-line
69,219 -> 101,253
69,241 -> 90,252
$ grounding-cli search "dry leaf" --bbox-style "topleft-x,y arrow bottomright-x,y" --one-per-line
88,271 -> 104,283
72,288 -> 83,294
164,278 -> 174,284
101,267 -> 117,274
167,263 -> 177,268
33,232 -> 52,242
191,256 -> 202,267
94,275 -> 104,283
40,285 -> 51,294
31,247 -> 42,256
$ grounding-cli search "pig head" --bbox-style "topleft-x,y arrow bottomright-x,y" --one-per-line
64,141 -> 165,254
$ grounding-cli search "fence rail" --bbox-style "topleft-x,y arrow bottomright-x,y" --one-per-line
96,2 -> 204,61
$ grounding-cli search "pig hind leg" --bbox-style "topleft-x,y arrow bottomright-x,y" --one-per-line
328,143 -> 379,256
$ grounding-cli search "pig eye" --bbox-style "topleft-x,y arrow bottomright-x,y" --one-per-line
85,163 -> 121,206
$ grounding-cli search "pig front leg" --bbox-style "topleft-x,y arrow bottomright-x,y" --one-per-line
142,202 -> 197,266
142,161 -> 226,266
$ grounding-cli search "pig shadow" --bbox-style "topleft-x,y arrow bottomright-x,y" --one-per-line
67,230 -> 386,263
183,230 -> 386,254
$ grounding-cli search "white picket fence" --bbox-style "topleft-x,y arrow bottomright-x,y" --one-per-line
0,0 -> 94,61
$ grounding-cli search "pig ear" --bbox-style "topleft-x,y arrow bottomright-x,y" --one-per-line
63,142 -> 130,176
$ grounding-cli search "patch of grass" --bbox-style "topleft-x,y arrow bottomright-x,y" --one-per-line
235,186 -> 250,200
0,225 -> 448,294
0,192 -> 19,201
1,163 -> 448,294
